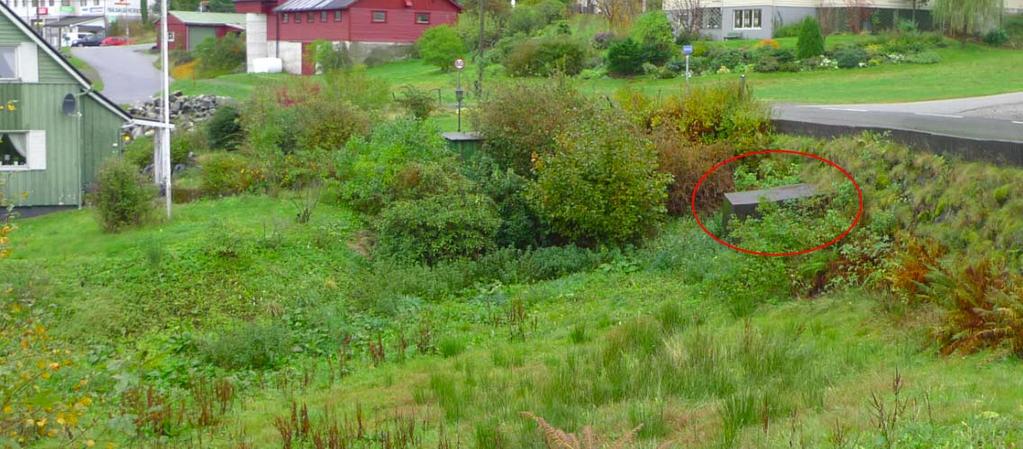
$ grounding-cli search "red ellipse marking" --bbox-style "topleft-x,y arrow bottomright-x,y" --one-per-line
690,149 -> 864,257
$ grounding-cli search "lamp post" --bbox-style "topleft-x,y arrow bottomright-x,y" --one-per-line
454,58 -> 465,132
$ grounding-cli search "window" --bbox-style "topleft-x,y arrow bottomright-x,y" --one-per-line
415,12 -> 429,24
334,10 -> 341,21
167,31 -> 175,42
281,13 -> 288,23
294,13 -> 301,23
0,131 -> 45,171
93,0 -> 98,5
79,0 -> 85,6
371,10 -> 386,22
48,0 -> 53,7
704,8 -> 721,29
0,47 -> 16,79
733,9 -> 761,30
307,12 -> 315,22
0,133 -> 27,168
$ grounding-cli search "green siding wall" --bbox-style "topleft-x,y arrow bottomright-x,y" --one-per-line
81,96 -> 128,188
0,11 -> 129,207
2,84 -> 83,206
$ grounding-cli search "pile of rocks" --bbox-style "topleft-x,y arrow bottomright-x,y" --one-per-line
128,92 -> 232,133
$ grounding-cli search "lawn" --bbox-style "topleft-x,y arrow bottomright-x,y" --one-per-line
62,50 -> 105,92
6,191 -> 1023,448
171,42 -> 1023,105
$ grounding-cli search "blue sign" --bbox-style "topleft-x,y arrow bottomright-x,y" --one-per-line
683,44 -> 693,55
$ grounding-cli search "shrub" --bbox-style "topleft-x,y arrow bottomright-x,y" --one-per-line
592,31 -> 614,49
206,105 -> 243,151
754,56 -> 780,72
650,81 -> 771,148
652,129 -> 734,214
92,158 -> 156,232
983,28 -> 1009,46
198,320 -> 292,370
833,45 -> 868,68
607,38 -> 645,76
198,152 -> 262,197
504,37 -> 586,77
309,39 -> 351,72
375,193 -> 501,264
926,259 -> 1023,357
417,25 -> 465,71
477,79 -> 588,176
338,119 -> 451,213
526,109 -> 670,245
468,159 -> 545,248
631,11 -> 676,65
194,33 -> 245,77
796,18 -> 825,59
395,85 -> 437,120
897,19 -> 919,33
507,4 -> 546,35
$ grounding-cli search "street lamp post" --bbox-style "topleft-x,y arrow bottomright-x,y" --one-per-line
159,0 -> 172,217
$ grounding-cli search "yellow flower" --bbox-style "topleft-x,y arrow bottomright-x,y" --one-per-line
2,405 -> 11,414
85,440 -> 96,447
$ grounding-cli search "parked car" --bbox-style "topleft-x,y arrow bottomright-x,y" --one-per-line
71,34 -> 104,47
100,36 -> 129,46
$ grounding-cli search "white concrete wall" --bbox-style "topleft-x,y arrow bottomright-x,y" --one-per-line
268,41 -> 304,75
245,13 -> 268,73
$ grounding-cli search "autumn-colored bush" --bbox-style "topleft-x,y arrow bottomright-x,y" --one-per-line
650,81 -> 771,149
652,127 -> 734,214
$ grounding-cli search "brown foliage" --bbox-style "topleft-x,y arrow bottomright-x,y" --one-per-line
521,412 -> 642,449
652,126 -> 734,214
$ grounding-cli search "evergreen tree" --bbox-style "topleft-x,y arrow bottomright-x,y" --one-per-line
796,17 -> 825,59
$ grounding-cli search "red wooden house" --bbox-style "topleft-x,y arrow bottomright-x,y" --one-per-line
156,11 -> 247,51
236,0 -> 460,74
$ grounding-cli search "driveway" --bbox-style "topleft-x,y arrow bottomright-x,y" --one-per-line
774,93 -> 1023,143
71,44 -> 162,106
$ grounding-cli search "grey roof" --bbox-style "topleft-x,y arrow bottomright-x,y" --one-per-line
273,0 -> 356,12
45,15 -> 105,27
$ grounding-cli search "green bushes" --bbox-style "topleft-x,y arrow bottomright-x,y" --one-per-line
833,45 -> 868,68
395,85 -> 437,120
526,110 -> 670,245
606,38 -> 645,76
417,25 -> 465,71
375,193 -> 501,263
308,39 -> 351,72
504,37 -> 586,76
198,152 -> 262,197
630,11 -> 676,66
796,18 -> 825,59
206,105 -> 242,151
194,33 -> 245,77
477,80 -> 587,175
92,158 -> 157,232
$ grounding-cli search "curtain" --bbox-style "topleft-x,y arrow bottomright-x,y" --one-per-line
0,48 -> 15,79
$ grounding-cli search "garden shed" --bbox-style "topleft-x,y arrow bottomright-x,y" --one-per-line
0,2 -> 134,209
156,11 -> 247,51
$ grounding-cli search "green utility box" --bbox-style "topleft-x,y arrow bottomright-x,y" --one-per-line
442,132 -> 483,160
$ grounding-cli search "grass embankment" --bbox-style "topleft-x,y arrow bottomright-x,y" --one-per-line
7,133 -> 1023,448
171,42 -> 1023,105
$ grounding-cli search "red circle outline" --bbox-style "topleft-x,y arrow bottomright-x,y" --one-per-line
690,149 -> 864,257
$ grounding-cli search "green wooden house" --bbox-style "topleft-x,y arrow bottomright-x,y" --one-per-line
0,2 -> 133,209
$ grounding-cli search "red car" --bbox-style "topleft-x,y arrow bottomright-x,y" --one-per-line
100,36 -> 129,46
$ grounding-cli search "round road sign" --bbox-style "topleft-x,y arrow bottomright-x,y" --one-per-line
454,58 -> 465,70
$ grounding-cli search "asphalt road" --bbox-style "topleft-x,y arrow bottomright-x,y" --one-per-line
71,44 -> 161,106
775,93 -> 1023,143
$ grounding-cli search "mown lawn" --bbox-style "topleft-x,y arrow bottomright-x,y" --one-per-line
170,42 -> 1023,105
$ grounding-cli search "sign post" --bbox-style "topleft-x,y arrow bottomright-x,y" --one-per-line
682,44 -> 693,87
454,58 -> 465,132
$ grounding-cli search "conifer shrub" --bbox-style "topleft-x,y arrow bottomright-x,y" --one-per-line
526,109 -> 671,246
206,105 -> 243,151
796,18 -> 825,59
606,38 -> 645,76
92,158 -> 156,232
630,11 -> 677,66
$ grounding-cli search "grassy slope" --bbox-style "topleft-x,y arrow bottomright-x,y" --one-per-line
7,195 -> 1023,448
171,43 -> 1023,105
63,51 -> 105,92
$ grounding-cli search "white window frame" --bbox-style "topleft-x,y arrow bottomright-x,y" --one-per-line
0,46 -> 18,81
733,9 -> 762,30
167,31 -> 175,42
0,130 -> 45,171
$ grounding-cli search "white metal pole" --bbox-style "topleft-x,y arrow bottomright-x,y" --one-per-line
160,0 -> 172,218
